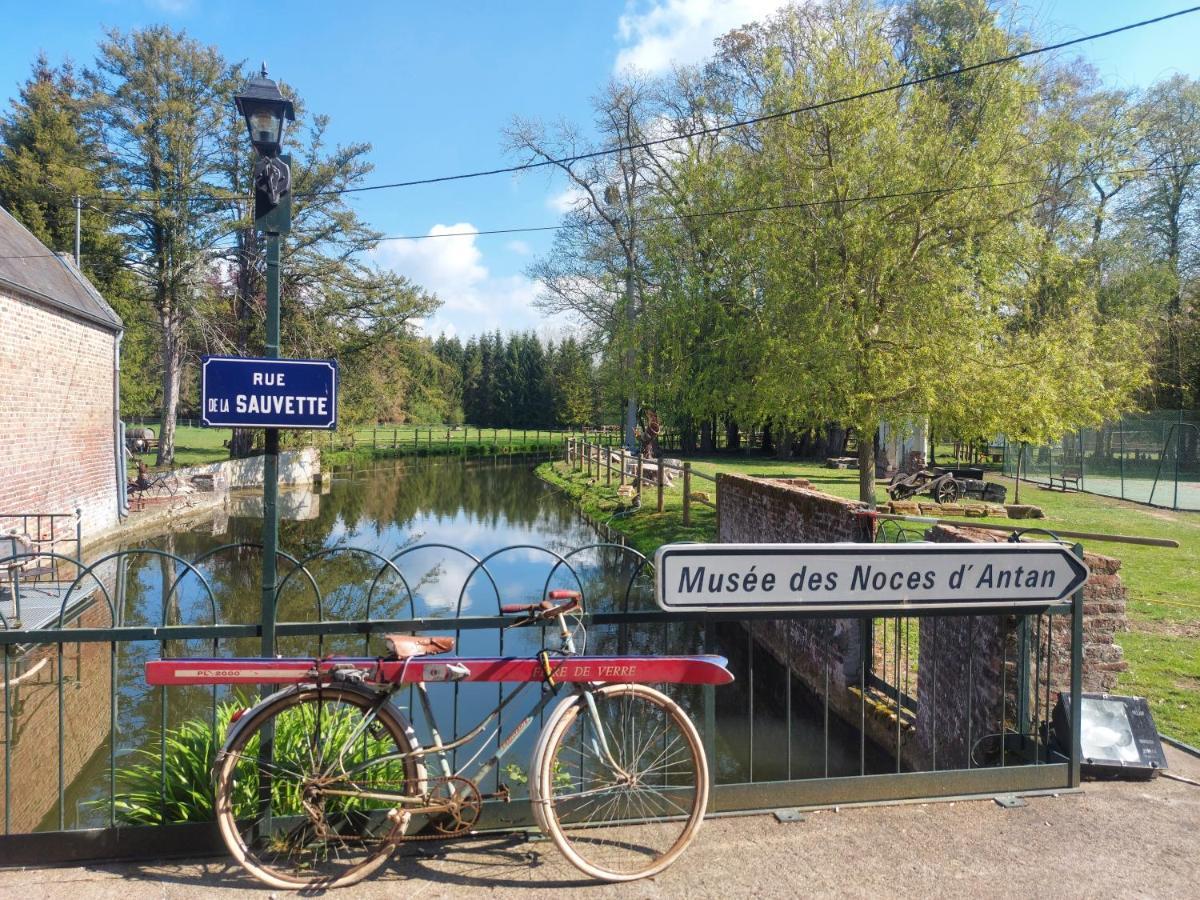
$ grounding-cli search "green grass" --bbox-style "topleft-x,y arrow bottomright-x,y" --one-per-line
131,424 -> 604,471
538,454 -> 1200,745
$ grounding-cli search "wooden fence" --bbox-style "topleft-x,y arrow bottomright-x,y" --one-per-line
565,438 -> 716,525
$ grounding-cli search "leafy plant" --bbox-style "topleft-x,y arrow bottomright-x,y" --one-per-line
112,697 -> 407,825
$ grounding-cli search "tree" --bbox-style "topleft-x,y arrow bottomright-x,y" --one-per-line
84,27 -> 240,465
632,0 -> 1148,504
1129,75 -> 1200,409
0,55 -> 154,413
505,78 -> 660,450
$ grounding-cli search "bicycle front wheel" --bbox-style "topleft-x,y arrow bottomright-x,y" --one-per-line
532,683 -> 708,881
214,685 -> 420,890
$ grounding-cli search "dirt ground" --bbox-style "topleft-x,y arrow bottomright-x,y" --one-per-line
2,747 -> 1197,899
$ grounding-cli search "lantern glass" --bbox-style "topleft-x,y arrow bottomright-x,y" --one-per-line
247,109 -> 282,148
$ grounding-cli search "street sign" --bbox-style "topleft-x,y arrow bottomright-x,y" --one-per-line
200,355 -> 337,430
654,542 -> 1088,614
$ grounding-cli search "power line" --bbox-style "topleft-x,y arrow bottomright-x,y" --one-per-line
353,161 -> 1199,244
6,160 -> 1192,260
320,4 -> 1200,198
53,4 -> 1200,208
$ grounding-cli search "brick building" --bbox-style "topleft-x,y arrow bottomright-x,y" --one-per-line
0,205 -> 125,539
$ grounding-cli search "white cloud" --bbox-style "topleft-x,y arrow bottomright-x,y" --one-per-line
506,239 -> 532,256
547,184 -> 589,214
373,224 -> 545,338
615,0 -> 793,74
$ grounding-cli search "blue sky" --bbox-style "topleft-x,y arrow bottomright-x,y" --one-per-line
3,0 -> 1199,339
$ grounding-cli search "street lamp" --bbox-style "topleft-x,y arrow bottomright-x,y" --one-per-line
234,63 -> 294,157
234,64 -> 295,658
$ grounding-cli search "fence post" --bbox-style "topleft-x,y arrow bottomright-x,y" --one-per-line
606,445 -> 612,485
586,441 -> 592,477
373,427 -> 377,450
656,458 -> 664,512
619,450 -> 626,487
683,462 -> 691,526
636,455 -> 643,505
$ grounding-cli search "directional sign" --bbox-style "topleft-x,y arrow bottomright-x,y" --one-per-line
654,542 -> 1089,614
201,355 -> 338,430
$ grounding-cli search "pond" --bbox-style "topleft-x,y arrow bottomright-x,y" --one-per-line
5,457 -> 886,833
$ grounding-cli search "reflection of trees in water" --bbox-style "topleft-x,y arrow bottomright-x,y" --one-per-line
63,460 -> 690,826
286,460 -> 590,550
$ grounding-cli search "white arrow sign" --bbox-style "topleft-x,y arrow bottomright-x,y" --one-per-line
654,543 -> 1089,613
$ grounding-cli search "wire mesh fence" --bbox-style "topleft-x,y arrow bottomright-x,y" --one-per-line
1001,410 -> 1200,511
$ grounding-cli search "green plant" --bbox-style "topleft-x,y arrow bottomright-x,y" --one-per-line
112,697 -> 406,825
111,700 -> 239,825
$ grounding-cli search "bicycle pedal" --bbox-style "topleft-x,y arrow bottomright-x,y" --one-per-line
481,784 -> 511,803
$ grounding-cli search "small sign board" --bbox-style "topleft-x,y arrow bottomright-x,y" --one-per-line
200,356 -> 338,430
654,543 -> 1088,614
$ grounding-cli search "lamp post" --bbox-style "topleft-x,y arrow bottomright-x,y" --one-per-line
235,65 -> 295,658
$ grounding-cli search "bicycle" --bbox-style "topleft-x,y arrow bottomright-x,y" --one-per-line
145,590 -> 733,889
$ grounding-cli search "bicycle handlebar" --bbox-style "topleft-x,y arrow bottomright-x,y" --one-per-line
501,590 -> 582,619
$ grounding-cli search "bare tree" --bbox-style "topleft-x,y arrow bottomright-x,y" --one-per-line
505,78 -> 658,449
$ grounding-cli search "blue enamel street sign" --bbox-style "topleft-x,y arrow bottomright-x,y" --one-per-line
201,356 -> 338,430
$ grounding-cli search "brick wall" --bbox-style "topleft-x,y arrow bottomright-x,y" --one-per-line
716,476 -> 1129,772
716,473 -> 874,544
917,524 -> 1130,768
0,288 -> 120,540
715,475 -> 906,755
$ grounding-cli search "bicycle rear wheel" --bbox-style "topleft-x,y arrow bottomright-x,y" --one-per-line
532,683 -> 708,881
214,685 -> 420,890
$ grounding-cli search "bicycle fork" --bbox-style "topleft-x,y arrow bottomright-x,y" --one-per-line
556,609 -> 628,779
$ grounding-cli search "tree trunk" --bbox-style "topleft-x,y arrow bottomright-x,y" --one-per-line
858,428 -> 877,508
230,222 -> 256,458
699,419 -> 714,453
775,427 -> 793,460
725,419 -> 739,452
1014,442 -> 1024,504
155,304 -> 182,467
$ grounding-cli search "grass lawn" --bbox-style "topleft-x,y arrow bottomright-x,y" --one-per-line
126,424 -> 231,471
538,454 -> 1200,746
132,424 -> 594,470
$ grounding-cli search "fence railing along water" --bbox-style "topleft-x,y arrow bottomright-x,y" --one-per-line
1002,410 -> 1200,511
0,534 -> 1085,866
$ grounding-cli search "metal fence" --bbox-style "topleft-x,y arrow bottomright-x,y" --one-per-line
1001,410 -> 1200,511
0,538 -> 1083,865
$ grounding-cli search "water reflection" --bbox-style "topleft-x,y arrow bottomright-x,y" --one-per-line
4,458 -> 881,832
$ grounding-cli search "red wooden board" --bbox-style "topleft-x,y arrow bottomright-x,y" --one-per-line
146,655 -> 733,687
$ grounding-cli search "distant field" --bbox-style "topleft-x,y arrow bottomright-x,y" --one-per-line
128,423 -> 607,470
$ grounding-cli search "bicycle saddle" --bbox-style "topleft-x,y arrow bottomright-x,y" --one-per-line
383,634 -> 455,659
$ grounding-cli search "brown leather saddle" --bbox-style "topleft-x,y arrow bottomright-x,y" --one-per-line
383,634 -> 456,659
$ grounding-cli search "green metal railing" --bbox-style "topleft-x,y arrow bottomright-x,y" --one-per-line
0,540 -> 1084,866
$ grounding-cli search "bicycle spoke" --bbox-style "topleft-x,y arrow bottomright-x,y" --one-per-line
540,686 -> 706,880
215,688 -> 417,888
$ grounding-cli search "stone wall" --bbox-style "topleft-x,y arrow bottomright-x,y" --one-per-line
716,473 -> 874,544
917,524 -> 1129,769
0,288 -> 120,538
179,447 -> 321,489
716,475 -> 1130,772
715,475 -> 903,755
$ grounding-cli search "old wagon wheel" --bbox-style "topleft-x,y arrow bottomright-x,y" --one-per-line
934,477 -> 960,504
